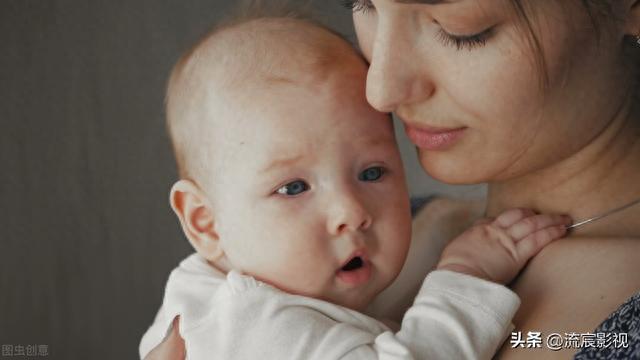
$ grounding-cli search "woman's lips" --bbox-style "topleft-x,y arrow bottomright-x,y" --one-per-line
404,124 -> 467,151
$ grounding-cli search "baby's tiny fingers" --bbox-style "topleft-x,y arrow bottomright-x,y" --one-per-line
508,214 -> 572,240
493,208 -> 536,228
516,225 -> 567,260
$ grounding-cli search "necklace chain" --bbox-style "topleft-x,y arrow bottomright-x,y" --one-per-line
567,197 -> 640,229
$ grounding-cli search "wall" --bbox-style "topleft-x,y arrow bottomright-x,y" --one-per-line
0,1 -> 484,358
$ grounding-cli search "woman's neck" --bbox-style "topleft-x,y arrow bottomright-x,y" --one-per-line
486,102 -> 640,237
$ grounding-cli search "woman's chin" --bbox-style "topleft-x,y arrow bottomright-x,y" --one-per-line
417,152 -> 491,185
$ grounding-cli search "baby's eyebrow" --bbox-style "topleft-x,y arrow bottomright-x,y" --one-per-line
260,154 -> 304,174
360,137 -> 396,148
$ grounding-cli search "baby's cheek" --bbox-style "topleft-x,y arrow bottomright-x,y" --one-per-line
268,259 -> 333,301
272,239 -> 330,282
376,222 -> 410,279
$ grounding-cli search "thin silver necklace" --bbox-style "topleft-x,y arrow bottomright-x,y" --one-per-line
567,197 -> 640,229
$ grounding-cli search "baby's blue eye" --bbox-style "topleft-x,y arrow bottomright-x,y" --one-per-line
359,166 -> 385,182
276,180 -> 309,196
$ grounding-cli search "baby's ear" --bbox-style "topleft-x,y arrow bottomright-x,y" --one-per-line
170,179 -> 224,262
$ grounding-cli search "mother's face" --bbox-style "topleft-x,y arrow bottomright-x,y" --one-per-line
353,0 -> 636,184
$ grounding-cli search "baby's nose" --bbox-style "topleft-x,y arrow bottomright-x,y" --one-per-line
327,193 -> 372,235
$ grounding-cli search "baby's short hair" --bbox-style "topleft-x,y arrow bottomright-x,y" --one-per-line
165,0 -> 363,184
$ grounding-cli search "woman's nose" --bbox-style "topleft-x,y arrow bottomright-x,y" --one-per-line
327,191 -> 373,235
365,15 -> 435,113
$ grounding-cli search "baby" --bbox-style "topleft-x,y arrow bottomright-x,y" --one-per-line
140,12 -> 571,360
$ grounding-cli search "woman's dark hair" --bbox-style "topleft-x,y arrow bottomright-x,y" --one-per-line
512,0 -> 639,93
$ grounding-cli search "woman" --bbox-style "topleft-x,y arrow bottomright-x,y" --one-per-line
148,0 -> 640,358
351,0 -> 640,358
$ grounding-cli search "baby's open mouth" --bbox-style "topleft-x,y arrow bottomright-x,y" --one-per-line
336,254 -> 371,286
341,256 -> 364,272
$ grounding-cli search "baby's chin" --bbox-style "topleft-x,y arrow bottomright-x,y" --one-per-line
340,268 -> 403,311
331,285 -> 386,312
242,268 -> 387,311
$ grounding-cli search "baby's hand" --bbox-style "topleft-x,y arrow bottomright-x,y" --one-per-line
436,208 -> 572,284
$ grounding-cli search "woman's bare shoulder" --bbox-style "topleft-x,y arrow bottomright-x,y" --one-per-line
497,236 -> 640,359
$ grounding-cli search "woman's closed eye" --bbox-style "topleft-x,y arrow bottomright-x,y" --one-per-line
275,180 -> 310,196
343,0 -> 495,51
341,0 -> 374,13
359,166 -> 386,182
436,26 -> 494,51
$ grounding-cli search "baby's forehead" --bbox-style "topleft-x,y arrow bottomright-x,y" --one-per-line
198,18 -> 364,91
191,19 -> 371,131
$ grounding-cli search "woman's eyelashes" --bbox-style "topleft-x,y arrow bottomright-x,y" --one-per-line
341,0 -> 374,13
436,27 -> 494,51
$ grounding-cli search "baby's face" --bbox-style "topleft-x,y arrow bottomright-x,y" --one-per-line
207,64 -> 411,311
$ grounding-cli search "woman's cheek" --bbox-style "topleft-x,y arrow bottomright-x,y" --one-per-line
461,35 -> 539,123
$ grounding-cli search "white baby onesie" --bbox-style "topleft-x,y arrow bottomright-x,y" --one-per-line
140,253 -> 519,360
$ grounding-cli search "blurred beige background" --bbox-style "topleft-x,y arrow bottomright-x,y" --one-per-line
0,1 -> 484,358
